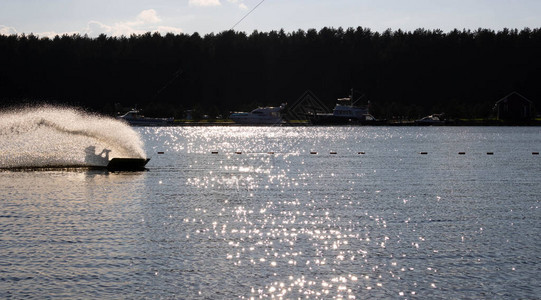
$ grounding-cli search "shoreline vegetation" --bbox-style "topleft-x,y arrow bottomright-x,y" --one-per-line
1,27 -> 540,122
169,118 -> 541,126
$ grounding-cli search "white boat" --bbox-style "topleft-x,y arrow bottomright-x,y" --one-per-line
229,104 -> 285,125
309,91 -> 383,125
117,109 -> 174,126
415,114 -> 446,125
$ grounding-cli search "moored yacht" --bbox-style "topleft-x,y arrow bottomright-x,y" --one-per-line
229,104 -> 285,125
117,109 -> 174,126
415,113 -> 446,125
309,90 -> 383,125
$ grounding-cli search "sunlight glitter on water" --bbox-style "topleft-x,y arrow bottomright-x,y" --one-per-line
178,150 -> 413,297
150,126 -> 538,298
2,126 -> 539,299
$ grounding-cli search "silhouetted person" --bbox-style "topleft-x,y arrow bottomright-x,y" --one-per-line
85,146 -> 111,166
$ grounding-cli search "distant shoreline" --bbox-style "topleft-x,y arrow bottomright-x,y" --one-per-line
150,119 -> 541,127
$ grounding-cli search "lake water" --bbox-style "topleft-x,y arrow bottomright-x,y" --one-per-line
1,126 -> 540,299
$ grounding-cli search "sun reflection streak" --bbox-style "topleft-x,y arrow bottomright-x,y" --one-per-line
162,127 -> 451,298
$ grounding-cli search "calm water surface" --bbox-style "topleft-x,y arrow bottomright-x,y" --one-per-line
1,126 -> 540,299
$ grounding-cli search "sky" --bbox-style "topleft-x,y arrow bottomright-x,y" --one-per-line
0,0 -> 540,37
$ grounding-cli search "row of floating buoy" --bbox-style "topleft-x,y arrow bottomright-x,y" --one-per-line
421,151 -> 540,155
157,151 -> 539,155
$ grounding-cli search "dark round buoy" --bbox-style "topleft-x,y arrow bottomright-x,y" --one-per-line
420,152 -> 428,155
458,152 -> 466,155
487,152 -> 494,155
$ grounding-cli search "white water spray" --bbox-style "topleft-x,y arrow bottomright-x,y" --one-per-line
0,105 -> 146,168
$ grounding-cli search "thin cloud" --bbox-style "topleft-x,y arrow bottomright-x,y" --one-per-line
189,0 -> 221,7
84,9 -> 182,37
0,9 -> 180,38
137,9 -> 161,24
227,0 -> 249,10
156,26 -> 183,34
188,0 -> 248,9
0,25 -> 78,38
0,25 -> 17,35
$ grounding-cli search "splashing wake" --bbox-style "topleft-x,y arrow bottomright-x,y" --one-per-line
0,105 -> 146,168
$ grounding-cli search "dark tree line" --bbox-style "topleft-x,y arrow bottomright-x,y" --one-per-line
1,27 -> 540,119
